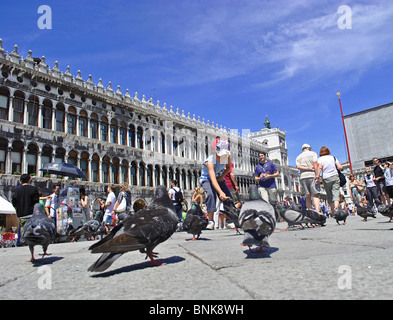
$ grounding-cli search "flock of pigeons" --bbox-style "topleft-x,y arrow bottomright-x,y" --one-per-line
21,185 -> 393,272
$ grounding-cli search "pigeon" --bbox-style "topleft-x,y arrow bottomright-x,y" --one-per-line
274,203 -> 306,230
333,208 -> 348,225
303,209 -> 327,227
222,198 -> 241,234
182,202 -> 208,241
356,204 -> 376,221
378,204 -> 393,222
22,203 -> 56,262
69,210 -> 105,241
237,185 -> 276,253
88,185 -> 178,272
274,205 -> 325,230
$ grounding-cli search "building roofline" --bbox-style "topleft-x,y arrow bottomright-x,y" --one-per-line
344,102 -> 393,119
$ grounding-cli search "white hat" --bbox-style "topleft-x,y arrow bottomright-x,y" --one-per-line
212,138 -> 231,157
302,143 -> 311,150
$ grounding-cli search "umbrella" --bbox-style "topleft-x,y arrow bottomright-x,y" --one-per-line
40,162 -> 86,179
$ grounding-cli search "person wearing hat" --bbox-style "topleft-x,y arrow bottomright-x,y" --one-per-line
296,144 -> 320,211
199,137 -> 232,229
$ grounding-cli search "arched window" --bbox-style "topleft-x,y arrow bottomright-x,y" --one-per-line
121,160 -> 129,183
55,103 -> 65,132
26,143 -> 38,175
68,106 -> 77,135
139,162 -> 146,186
68,150 -> 78,166
131,161 -> 137,186
80,152 -> 89,181
147,164 -> 153,187
101,116 -> 108,142
79,110 -> 88,137
119,122 -> 127,146
27,95 -> 39,126
110,119 -> 118,144
91,154 -> 100,182
42,99 -> 52,129
162,166 -> 168,188
128,124 -> 135,148
102,155 -> 110,183
55,147 -> 66,163
41,145 -> 53,168
0,86 -> 10,120
111,157 -> 120,184
13,91 -> 25,123
137,127 -> 143,149
11,140 -> 24,174
0,138 -> 8,173
90,113 -> 98,139
155,165 -> 161,186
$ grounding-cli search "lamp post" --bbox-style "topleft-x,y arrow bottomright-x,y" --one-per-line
337,92 -> 353,174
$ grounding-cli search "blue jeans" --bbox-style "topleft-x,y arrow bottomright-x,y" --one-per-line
201,180 -> 232,213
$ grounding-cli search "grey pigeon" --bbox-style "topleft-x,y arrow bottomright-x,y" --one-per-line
274,203 -> 305,230
88,185 -> 178,272
378,204 -> 393,222
356,204 -> 376,221
182,202 -> 208,241
70,210 -> 105,241
222,198 -> 241,234
333,208 -> 348,225
238,185 -> 276,252
22,203 -> 56,262
303,209 -> 327,227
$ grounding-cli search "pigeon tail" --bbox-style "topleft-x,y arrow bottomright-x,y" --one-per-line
88,253 -> 124,272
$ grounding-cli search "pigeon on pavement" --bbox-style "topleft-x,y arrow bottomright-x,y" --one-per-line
238,185 -> 276,252
182,202 -> 208,241
333,208 -> 348,225
22,203 -> 56,262
88,185 -> 178,272
378,204 -> 393,222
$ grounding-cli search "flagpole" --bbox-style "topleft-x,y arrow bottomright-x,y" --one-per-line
337,92 -> 353,174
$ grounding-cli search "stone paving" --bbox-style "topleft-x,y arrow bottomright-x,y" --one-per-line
1,214 -> 393,300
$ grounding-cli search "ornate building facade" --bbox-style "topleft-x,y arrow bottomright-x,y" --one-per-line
0,40 -> 271,201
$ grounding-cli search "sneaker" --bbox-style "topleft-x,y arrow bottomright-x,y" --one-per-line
206,221 -> 215,230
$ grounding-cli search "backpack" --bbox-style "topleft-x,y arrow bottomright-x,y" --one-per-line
171,188 -> 183,205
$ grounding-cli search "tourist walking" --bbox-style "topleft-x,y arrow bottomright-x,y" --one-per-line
315,147 -> 343,214
112,182 -> 132,218
169,180 -> 185,222
98,184 -> 117,226
348,174 -> 364,206
254,151 -> 279,203
384,161 -> 393,204
373,157 -> 390,205
11,174 -> 40,246
296,143 -> 320,211
364,168 -> 381,207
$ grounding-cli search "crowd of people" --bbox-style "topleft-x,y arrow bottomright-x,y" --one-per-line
9,137 -> 393,246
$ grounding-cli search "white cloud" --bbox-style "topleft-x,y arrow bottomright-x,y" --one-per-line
158,1 -> 393,89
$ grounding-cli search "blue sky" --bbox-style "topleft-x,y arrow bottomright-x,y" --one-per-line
1,0 -> 393,166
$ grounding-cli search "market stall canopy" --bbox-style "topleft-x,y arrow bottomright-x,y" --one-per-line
0,196 -> 16,215
40,162 -> 86,179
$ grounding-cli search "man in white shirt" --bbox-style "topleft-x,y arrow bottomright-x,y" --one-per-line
99,184 -> 117,225
296,144 -> 320,211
